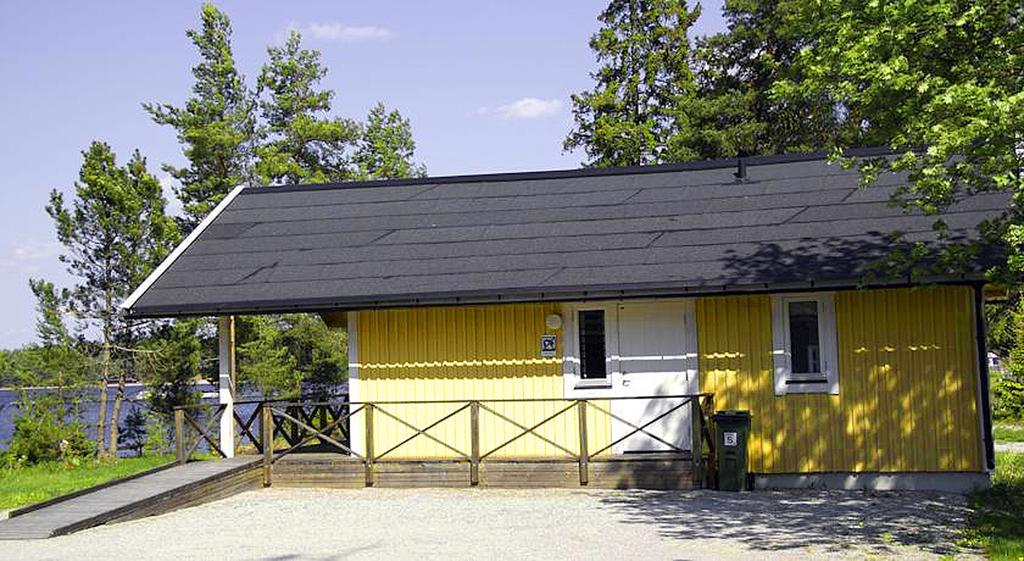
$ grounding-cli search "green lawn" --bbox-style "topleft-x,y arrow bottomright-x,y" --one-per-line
994,423 -> 1024,443
964,451 -> 1024,561
0,455 -> 174,511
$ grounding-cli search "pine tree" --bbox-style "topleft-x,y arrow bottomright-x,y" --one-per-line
565,0 -> 701,167
255,30 -> 360,185
354,102 -> 426,180
144,3 -> 256,229
42,142 -> 178,456
237,316 -> 301,397
671,0 -> 840,160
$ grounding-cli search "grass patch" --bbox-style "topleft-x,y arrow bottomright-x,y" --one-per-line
963,451 -> 1024,561
0,455 -> 174,511
994,423 -> 1024,443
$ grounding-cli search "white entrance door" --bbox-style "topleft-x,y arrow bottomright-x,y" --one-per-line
612,301 -> 698,453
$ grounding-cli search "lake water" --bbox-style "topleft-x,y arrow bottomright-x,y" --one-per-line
1,382 -> 236,455
0,382 -> 349,455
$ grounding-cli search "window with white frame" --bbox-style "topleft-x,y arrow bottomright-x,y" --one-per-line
771,293 -> 839,395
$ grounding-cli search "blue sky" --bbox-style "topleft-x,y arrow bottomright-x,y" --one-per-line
0,1 -> 727,349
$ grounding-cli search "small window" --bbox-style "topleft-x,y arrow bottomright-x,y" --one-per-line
772,293 -> 839,395
788,301 -> 822,378
578,310 -> 607,380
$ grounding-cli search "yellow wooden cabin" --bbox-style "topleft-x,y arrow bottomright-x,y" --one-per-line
125,151 -> 1004,491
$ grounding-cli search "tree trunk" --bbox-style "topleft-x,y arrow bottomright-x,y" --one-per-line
96,339 -> 110,457
108,371 -> 125,457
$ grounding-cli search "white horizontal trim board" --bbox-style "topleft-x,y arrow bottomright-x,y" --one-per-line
121,185 -> 247,311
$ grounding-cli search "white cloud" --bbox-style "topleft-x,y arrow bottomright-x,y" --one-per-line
281,22 -> 394,44
477,98 -> 564,120
0,240 -> 61,274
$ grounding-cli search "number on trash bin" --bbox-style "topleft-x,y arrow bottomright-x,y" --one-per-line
724,432 -> 738,446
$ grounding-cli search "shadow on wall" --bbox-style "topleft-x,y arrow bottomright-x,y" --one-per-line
596,489 -> 974,556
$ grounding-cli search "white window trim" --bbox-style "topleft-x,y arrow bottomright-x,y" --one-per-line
771,292 -> 840,395
562,302 -> 619,398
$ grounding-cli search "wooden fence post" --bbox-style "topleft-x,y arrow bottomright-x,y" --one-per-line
470,401 -> 480,486
364,404 -> 375,487
261,402 -> 273,487
175,408 -> 186,466
577,400 -> 589,486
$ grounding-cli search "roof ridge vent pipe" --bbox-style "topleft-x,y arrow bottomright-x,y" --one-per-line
733,158 -> 747,182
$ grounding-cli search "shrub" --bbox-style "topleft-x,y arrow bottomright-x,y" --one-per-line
992,373 -> 1024,421
118,406 -> 148,457
6,395 -> 91,465
143,412 -> 173,456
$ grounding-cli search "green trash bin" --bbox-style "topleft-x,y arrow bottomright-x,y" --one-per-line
712,410 -> 751,491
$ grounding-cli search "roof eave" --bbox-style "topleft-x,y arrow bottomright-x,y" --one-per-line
121,185 -> 247,313
125,272 -> 987,319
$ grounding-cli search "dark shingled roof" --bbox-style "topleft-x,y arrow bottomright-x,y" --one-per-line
125,150 -> 1007,318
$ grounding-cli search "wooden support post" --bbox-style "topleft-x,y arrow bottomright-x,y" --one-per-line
175,408 -> 186,465
364,404 -> 375,487
577,400 -> 589,486
470,401 -> 480,486
691,398 -> 703,488
261,402 -> 273,487
218,316 -> 236,458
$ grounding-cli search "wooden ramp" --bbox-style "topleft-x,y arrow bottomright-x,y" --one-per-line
0,457 -> 262,540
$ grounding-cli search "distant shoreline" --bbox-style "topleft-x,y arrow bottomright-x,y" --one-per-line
0,381 -> 211,392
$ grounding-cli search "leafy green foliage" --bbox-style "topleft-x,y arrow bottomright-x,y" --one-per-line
143,412 -> 174,456
986,297 -> 1018,358
277,314 -> 347,389
255,30 -> 360,185
6,392 -> 92,466
994,424 -> 1024,443
994,374 -> 1024,421
964,452 -> 1024,561
134,318 -> 211,415
45,143 -> 178,329
355,102 -> 426,180
774,0 -> 1023,277
144,3 -> 256,227
237,316 -> 301,397
672,0 -> 841,160
566,0 -> 701,166
117,406 -> 148,457
996,298 -> 1024,421
40,141 -> 178,456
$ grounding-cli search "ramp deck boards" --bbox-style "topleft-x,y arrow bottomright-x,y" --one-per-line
0,457 -> 261,540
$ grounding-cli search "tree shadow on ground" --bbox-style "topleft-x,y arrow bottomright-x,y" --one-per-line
595,489 -> 977,557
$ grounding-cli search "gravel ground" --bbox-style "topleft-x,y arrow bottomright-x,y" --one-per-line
0,487 -> 981,561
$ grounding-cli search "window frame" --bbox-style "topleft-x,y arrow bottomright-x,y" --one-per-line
562,303 -> 617,395
771,292 -> 840,395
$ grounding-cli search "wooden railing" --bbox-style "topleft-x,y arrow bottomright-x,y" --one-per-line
172,396 -> 351,462
174,394 -> 716,487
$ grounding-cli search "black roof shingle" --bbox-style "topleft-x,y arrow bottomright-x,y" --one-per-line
125,151 -> 1007,318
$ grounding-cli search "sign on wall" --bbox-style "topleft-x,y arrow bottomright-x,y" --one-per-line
540,335 -> 557,357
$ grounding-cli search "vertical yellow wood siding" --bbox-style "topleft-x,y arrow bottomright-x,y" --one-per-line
356,304 -> 612,458
697,286 -> 983,473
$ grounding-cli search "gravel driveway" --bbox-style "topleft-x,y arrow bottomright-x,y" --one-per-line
0,487 -> 981,561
